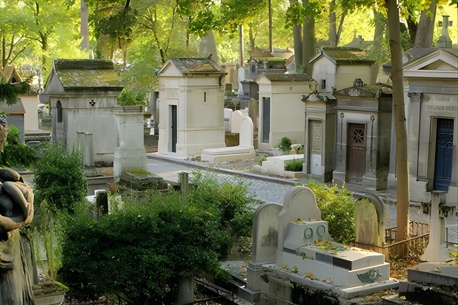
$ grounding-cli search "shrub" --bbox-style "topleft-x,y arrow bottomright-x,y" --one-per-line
33,143 -> 87,212
306,179 -> 356,244
61,189 -> 233,303
0,125 -> 38,167
189,172 -> 255,259
32,200 -> 64,283
277,137 -> 292,154
285,158 -> 303,171
117,88 -> 147,106
257,154 -> 267,165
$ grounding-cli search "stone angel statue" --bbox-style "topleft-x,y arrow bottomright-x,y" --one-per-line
0,114 -> 8,152
0,167 -> 35,305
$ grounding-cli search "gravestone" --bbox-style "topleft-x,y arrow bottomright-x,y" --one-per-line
276,186 -> 390,288
355,196 -> 385,247
95,190 -> 108,219
248,98 -> 259,149
239,116 -> 254,148
277,186 -> 321,265
224,108 -> 233,132
200,115 -> 255,163
237,67 -> 246,96
247,203 -> 282,293
231,110 -> 244,134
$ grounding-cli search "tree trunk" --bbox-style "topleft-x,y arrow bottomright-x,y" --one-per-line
2,35 -> 5,68
239,25 -> 244,67
0,230 -> 35,305
40,33 -> 48,69
268,0 -> 273,53
385,0 -> 409,242
290,0 -> 302,71
293,25 -> 302,72
406,14 -> 417,47
329,0 -> 337,47
414,0 -> 437,48
80,0 -> 89,51
302,0 -> 316,76
249,23 -> 255,51
372,10 -> 386,51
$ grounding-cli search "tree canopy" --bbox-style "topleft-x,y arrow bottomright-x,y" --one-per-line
1,0 -> 456,90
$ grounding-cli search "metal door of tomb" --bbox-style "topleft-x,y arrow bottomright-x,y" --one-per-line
262,97 -> 271,143
170,105 -> 177,152
347,124 -> 366,183
433,118 -> 454,191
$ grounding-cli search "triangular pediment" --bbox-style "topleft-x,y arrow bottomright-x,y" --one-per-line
404,49 -> 458,78
157,61 -> 183,77
254,74 -> 271,85
42,70 -> 65,94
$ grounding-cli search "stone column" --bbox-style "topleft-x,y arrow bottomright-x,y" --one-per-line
446,118 -> 458,207
84,132 -> 94,167
77,131 -> 85,166
407,93 -> 421,178
175,276 -> 193,305
387,110 -> 397,189
113,106 -> 147,182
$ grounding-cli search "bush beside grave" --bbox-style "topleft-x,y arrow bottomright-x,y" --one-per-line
285,158 -> 303,172
60,173 -> 255,303
0,125 -> 38,168
306,179 -> 356,244
33,143 -> 87,213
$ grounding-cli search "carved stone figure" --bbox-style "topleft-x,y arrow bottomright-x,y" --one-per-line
0,167 -> 35,305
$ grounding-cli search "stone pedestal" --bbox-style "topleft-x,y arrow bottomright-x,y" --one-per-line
113,106 -> 147,182
118,171 -> 168,193
246,261 -> 264,290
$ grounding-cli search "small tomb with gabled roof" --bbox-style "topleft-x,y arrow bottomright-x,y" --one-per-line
41,59 -> 124,166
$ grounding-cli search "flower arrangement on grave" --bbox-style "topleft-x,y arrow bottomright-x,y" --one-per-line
291,144 -> 303,154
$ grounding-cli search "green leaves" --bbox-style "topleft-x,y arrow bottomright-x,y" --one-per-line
33,143 -> 87,213
0,125 -> 38,168
60,174 -> 254,303
307,179 -> 356,244
117,88 -> 147,106
0,78 -> 31,105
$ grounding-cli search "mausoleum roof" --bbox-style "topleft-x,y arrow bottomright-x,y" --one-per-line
310,47 -> 375,65
168,58 -> 226,75
335,83 -> 393,97
1,66 -> 23,83
52,59 -> 123,89
0,100 -> 25,114
259,73 -> 310,82
249,47 -> 294,59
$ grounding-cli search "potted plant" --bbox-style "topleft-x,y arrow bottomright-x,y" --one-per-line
277,137 -> 292,155
291,144 -> 303,154
32,200 -> 68,305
